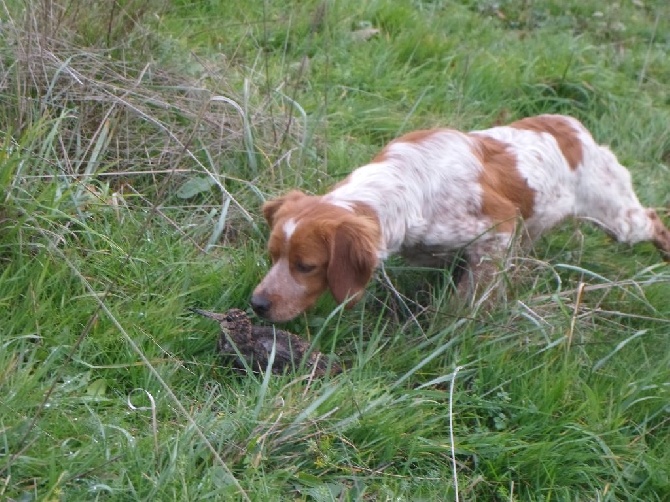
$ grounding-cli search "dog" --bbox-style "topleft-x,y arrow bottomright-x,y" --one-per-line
251,114 -> 670,322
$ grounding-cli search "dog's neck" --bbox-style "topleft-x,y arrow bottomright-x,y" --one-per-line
324,161 -> 421,259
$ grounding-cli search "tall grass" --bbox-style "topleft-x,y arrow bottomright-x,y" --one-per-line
1,0 -> 669,500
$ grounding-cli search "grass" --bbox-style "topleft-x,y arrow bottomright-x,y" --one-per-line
1,0 -> 670,500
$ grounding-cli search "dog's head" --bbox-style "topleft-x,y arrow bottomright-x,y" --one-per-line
251,190 -> 380,322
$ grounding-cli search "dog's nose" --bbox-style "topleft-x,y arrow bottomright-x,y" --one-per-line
250,294 -> 271,316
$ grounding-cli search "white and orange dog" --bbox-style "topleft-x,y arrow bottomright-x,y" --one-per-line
251,114 -> 670,322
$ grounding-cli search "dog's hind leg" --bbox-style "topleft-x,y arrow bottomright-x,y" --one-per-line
648,209 -> 670,261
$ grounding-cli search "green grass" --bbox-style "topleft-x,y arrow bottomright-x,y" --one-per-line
1,0 -> 670,500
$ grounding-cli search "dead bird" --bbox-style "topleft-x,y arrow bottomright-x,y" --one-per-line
191,308 -> 341,377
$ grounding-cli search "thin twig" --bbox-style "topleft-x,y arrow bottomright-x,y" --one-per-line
567,281 -> 585,350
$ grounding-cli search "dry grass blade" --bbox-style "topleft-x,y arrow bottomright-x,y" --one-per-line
2,4 -> 303,239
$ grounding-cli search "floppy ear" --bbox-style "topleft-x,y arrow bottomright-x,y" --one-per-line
262,190 -> 305,227
327,218 -> 379,305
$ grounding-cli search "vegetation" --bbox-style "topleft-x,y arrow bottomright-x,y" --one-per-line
1,0 -> 669,499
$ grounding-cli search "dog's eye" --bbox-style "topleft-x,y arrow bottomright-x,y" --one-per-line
295,261 -> 316,274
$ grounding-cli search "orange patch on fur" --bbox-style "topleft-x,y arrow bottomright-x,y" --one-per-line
372,129 -> 443,162
472,136 -> 535,233
510,115 -> 583,170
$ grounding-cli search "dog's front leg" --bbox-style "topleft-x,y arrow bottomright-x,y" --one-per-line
455,231 -> 518,307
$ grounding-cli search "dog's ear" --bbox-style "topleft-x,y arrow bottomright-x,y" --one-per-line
262,190 -> 305,227
327,218 -> 379,306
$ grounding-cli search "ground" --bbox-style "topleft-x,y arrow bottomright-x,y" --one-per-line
1,0 -> 669,500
